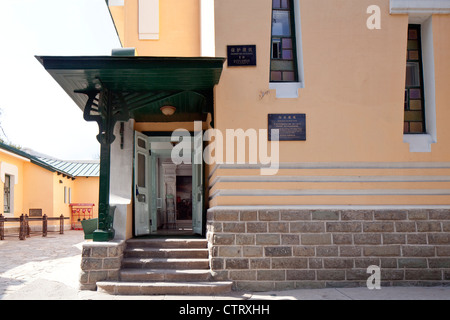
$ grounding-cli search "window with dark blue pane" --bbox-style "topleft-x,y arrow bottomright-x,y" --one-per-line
270,0 -> 298,82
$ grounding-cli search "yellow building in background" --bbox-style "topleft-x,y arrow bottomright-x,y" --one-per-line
0,142 -> 99,234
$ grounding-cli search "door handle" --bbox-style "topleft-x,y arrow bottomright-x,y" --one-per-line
138,194 -> 146,203
136,185 -> 146,202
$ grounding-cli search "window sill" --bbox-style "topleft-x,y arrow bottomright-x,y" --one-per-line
403,133 -> 436,152
390,0 -> 450,14
269,82 -> 304,99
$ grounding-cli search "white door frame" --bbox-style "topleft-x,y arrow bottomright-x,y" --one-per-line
133,133 -> 204,236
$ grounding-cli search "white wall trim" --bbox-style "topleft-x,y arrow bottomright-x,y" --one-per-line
210,174 -> 450,189
421,17 -> 437,142
209,161 -> 450,179
200,0 -> 215,57
208,204 -> 450,211
1,162 -> 18,216
210,188 -> 450,200
0,149 -> 30,162
210,161 -> 450,171
138,0 -> 159,40
108,0 -> 124,6
403,134 -> 435,152
269,82 -> 304,99
390,0 -> 450,15
1,162 -> 19,185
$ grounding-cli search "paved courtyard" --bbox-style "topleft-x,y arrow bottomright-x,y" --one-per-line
0,230 -> 86,300
0,230 -> 449,300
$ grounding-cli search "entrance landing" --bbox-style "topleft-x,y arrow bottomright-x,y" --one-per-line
96,238 -> 232,295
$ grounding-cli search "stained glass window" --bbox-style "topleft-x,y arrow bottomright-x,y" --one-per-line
404,25 -> 426,134
270,0 -> 298,82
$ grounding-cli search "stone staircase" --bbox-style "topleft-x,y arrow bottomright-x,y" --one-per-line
96,238 -> 232,295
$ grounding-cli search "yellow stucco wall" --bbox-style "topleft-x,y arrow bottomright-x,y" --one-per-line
109,5 -> 125,45
23,162 -> 54,217
209,0 -> 450,206
109,0 -> 450,208
52,173 -> 75,220
212,0 -> 450,163
72,177 -> 99,219
111,0 -> 201,57
1,148 -> 100,232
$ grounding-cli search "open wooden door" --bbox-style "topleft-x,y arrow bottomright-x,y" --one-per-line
192,127 -> 203,235
134,131 -> 151,236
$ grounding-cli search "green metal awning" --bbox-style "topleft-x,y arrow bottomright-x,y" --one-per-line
36,56 -> 225,123
36,55 -> 225,241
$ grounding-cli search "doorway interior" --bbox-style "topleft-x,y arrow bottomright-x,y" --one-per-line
134,133 -> 203,237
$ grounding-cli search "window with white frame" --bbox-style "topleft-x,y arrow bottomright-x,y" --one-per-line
404,24 -> 426,134
269,0 -> 305,98
1,162 -> 17,216
390,0 -> 450,152
4,174 -> 11,213
270,0 -> 298,82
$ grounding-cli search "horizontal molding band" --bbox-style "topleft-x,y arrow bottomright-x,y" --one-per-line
390,0 -> 450,14
208,162 -> 450,179
209,189 -> 450,200
209,175 -> 450,189
208,204 -> 450,211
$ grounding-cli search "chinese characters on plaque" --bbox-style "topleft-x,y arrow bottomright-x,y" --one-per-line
268,114 -> 306,141
227,45 -> 257,67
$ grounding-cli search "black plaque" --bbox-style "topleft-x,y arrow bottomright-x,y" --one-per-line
268,114 -> 306,141
227,45 -> 256,67
29,208 -> 42,217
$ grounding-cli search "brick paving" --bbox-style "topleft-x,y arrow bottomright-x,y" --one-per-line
0,231 -> 84,299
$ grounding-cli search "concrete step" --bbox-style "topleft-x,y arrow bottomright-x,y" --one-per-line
126,238 -> 207,249
96,281 -> 233,296
120,268 -> 211,282
96,237 -> 226,296
124,247 -> 208,259
122,257 -> 209,270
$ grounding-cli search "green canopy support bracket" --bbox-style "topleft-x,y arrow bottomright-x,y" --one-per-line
80,89 -> 130,241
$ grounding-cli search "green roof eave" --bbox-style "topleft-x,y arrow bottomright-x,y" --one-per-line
35,56 -> 226,115
0,141 -> 75,178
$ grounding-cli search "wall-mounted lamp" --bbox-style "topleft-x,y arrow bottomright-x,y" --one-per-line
160,105 -> 176,116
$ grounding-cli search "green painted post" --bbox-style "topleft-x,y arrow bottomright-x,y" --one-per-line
94,137 -> 113,241
94,91 -> 115,242
80,89 -> 129,242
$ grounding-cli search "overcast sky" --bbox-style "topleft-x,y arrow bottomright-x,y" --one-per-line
0,0 -> 121,160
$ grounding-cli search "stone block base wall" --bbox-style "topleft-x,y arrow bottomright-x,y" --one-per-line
206,208 -> 450,291
79,240 -> 126,290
